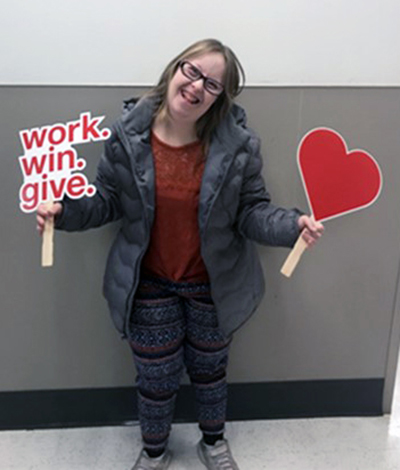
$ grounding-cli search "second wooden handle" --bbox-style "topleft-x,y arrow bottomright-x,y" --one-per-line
280,234 -> 308,278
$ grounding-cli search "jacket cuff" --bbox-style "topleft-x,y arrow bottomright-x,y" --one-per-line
287,208 -> 305,247
54,202 -> 67,230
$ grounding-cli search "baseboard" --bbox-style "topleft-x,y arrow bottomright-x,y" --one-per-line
0,379 -> 383,430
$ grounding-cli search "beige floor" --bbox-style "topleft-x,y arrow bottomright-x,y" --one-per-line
1,377 -> 399,470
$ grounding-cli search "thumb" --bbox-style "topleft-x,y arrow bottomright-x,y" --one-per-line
48,202 -> 63,217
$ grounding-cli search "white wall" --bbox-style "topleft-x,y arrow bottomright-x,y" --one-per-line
1,0 -> 399,86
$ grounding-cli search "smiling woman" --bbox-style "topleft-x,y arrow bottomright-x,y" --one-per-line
153,51 -> 226,143
36,38 -> 323,470
145,38 -> 245,149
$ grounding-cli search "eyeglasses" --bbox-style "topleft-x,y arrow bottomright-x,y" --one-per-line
179,60 -> 224,96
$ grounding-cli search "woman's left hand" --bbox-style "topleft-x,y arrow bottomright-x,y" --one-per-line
298,215 -> 324,248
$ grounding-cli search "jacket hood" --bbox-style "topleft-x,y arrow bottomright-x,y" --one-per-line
120,96 -> 158,136
120,95 -> 249,141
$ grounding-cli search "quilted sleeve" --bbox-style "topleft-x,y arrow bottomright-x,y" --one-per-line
55,134 -> 123,232
236,132 -> 303,248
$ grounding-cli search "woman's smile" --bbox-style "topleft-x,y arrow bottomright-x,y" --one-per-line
180,88 -> 201,105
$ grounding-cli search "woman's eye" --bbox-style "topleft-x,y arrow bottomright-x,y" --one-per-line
187,65 -> 200,77
207,81 -> 218,91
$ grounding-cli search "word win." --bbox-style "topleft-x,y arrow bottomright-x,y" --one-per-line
18,112 -> 111,213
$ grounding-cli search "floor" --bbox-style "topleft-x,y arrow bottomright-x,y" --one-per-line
1,377 -> 399,470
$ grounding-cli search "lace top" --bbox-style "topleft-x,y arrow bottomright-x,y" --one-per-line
141,131 -> 209,282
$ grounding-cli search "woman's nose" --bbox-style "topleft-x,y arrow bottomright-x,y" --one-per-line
190,78 -> 205,92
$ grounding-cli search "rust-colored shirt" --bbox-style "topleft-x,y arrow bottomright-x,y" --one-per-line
141,132 -> 209,282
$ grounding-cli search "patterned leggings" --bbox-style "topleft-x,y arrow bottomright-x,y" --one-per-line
127,276 -> 231,453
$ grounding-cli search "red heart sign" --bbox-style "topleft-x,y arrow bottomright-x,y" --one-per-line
298,128 -> 382,222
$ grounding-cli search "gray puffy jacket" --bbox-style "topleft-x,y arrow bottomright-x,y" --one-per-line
56,96 -> 302,338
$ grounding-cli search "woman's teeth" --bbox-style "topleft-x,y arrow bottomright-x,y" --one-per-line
181,90 -> 200,104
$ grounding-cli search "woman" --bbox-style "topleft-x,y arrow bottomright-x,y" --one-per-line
37,39 -> 323,470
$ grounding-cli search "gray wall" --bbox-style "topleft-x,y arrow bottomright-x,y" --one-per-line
1,86 -> 400,412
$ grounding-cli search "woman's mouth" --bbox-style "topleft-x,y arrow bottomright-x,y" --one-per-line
181,89 -> 200,105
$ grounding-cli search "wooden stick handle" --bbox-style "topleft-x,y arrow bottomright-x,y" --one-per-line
280,234 -> 308,278
41,202 -> 54,267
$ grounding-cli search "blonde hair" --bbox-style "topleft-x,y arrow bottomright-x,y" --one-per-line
146,39 -> 245,149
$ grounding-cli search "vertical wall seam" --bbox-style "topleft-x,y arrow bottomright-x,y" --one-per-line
382,249 -> 400,412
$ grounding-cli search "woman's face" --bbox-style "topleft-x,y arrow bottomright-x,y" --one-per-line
166,52 -> 226,125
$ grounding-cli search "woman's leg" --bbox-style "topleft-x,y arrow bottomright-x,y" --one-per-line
183,297 -> 232,441
128,290 -> 185,456
183,297 -> 241,469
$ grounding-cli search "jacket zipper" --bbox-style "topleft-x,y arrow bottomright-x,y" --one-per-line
114,120 -> 153,338
199,152 -> 236,316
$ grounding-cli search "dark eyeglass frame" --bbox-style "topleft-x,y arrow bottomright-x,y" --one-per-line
179,60 -> 225,96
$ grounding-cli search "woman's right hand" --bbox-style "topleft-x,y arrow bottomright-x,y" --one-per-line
36,202 -> 63,236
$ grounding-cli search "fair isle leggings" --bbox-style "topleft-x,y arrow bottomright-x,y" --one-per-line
127,276 -> 231,454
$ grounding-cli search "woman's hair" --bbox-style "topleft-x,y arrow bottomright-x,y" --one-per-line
146,38 -> 245,147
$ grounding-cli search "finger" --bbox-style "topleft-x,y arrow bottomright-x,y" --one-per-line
299,216 -> 312,231
307,220 -> 324,236
37,205 -> 49,217
301,229 -> 311,244
48,205 -> 59,216
305,237 -> 317,248
310,229 -> 323,240
308,219 -> 319,232
302,228 -> 319,247
36,214 -> 45,226
37,203 -> 59,219
36,221 -> 45,235
49,202 -> 62,217
38,207 -> 54,219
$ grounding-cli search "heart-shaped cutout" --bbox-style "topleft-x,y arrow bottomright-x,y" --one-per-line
298,128 -> 382,222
